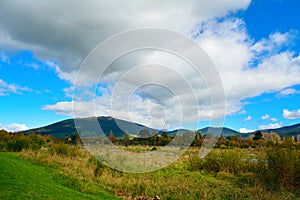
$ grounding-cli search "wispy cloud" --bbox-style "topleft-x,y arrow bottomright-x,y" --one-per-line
277,88 -> 298,97
283,108 -> 300,119
238,110 -> 246,115
0,79 -> 33,96
0,51 -> 10,64
1,1 -> 300,128
243,115 -> 251,122
261,114 -> 270,120
259,122 -> 283,130
0,123 -> 29,132
270,118 -> 277,122
25,63 -> 40,70
261,114 -> 277,122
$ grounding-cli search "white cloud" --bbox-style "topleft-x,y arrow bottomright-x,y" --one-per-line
196,20 -> 300,101
238,110 -> 247,115
0,79 -> 32,96
44,89 -> 52,94
1,1 -> 300,129
0,52 -> 9,63
0,0 -> 251,74
239,128 -> 255,133
252,31 -> 295,54
25,63 -> 39,70
259,122 -> 283,130
43,17 -> 300,129
243,115 -> 251,122
261,114 -> 270,120
261,114 -> 277,122
283,108 -> 300,119
270,118 -> 277,122
43,88 -> 212,130
277,88 -> 298,97
0,123 -> 29,132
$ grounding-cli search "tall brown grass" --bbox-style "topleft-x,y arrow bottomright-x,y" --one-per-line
20,144 -> 300,200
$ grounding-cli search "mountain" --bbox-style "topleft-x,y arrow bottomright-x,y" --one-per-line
23,116 -> 158,138
199,127 -> 241,138
167,127 -> 241,138
22,116 -> 300,139
22,116 -> 240,139
166,129 -> 191,136
260,123 -> 300,138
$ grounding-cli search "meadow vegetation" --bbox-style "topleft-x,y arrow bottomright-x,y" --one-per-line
0,152 -> 119,200
1,129 -> 300,199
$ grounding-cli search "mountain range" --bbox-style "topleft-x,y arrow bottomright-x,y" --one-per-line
22,116 -> 300,139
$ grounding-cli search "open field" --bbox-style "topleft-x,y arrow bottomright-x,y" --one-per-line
0,152 -> 119,200
1,130 -> 300,199
19,145 -> 300,200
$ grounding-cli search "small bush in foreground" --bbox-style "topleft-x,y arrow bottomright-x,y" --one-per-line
188,150 -> 249,175
255,143 -> 300,191
49,143 -> 80,157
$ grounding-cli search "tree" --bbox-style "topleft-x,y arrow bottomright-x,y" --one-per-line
196,131 -> 203,140
192,131 -> 203,146
182,131 -> 195,146
253,131 -> 263,141
109,130 -> 116,142
226,135 -> 239,141
161,131 -> 168,138
124,131 -> 130,146
262,132 -> 281,143
138,129 -> 151,138
69,132 -> 82,145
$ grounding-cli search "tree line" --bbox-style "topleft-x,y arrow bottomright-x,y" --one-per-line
1,128 -> 299,152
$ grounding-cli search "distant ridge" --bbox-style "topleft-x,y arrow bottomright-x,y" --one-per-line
21,116 -> 300,139
22,116 -> 156,138
259,123 -> 300,138
199,127 -> 240,137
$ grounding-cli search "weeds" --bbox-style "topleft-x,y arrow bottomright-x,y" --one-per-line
188,149 -> 250,175
20,145 -> 300,199
255,143 -> 300,192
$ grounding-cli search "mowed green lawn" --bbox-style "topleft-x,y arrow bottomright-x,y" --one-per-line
0,152 -> 119,200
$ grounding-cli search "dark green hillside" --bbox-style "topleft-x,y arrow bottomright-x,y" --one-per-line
166,129 -> 191,136
199,127 -> 241,138
23,116 -> 158,138
261,123 -> 300,139
21,116 -> 300,140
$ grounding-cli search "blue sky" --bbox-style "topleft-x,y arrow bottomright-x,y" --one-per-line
1,0 -> 300,133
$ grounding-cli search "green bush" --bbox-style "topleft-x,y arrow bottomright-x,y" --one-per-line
0,142 -> 6,150
55,143 -> 70,156
7,141 -> 17,151
204,150 -> 248,175
49,143 -> 79,156
254,144 -> 300,191
188,150 -> 249,175
187,155 -> 205,171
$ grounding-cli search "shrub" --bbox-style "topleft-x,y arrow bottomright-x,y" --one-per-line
0,142 -> 6,151
151,146 -> 157,151
187,150 -> 249,175
7,141 -> 16,151
49,143 -> 79,157
204,150 -> 247,175
187,155 -> 205,171
54,143 -> 70,156
254,144 -> 300,191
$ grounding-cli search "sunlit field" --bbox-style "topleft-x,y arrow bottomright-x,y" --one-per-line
19,143 -> 300,199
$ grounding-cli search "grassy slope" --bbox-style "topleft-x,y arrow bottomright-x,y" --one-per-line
0,152 -> 118,200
